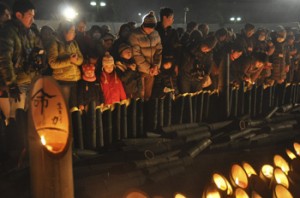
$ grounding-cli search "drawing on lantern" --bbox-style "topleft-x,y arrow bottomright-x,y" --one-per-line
31,88 -> 56,114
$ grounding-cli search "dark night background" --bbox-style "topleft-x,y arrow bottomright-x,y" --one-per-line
1,0 -> 300,24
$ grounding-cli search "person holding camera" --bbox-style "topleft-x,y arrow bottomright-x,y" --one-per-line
179,36 -> 217,93
0,0 -> 43,119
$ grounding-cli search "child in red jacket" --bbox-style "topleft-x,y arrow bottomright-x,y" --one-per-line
100,52 -> 127,105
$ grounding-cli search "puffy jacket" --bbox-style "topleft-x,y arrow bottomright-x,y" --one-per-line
0,19 -> 42,86
100,71 -> 127,105
48,36 -> 83,82
129,27 -> 162,74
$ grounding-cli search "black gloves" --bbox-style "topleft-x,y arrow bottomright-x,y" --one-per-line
8,83 -> 21,102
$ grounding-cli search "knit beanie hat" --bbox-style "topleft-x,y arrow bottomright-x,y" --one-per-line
102,51 -> 115,67
82,63 -> 96,82
118,43 -> 131,54
142,11 -> 157,28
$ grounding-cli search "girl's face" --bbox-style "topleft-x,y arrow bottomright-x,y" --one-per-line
103,64 -> 114,74
65,25 -> 76,42
120,48 -> 132,60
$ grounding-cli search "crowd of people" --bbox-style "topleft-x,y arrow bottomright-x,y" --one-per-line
1,0 -> 300,126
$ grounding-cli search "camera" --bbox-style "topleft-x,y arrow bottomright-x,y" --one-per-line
24,47 -> 46,73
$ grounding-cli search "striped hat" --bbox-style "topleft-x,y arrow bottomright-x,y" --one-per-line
142,11 -> 157,28
102,52 -> 115,67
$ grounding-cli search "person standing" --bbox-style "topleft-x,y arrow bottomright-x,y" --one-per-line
129,11 -> 162,100
48,20 -> 83,108
0,2 -> 11,125
0,0 -> 43,119
155,7 -> 180,74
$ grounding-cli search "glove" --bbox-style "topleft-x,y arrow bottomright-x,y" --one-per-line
8,83 -> 21,102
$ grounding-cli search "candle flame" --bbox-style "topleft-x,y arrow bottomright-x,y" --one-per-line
235,177 -> 239,185
41,135 -> 46,145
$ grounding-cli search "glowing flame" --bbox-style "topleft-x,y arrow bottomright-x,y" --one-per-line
235,177 -> 239,185
41,135 -> 46,145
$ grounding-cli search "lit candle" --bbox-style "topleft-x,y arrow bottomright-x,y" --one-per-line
230,164 -> 248,189
234,188 -> 249,198
273,155 -> 290,175
273,184 -> 293,198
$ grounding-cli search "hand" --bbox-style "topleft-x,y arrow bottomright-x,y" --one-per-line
8,84 -> 21,102
149,65 -> 159,76
79,105 -> 85,111
128,64 -> 136,71
70,54 -> 78,63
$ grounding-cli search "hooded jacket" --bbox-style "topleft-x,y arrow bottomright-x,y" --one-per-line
0,19 -> 42,86
47,36 -> 83,82
129,27 -> 162,74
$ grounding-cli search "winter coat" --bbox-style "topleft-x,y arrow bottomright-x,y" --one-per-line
48,36 -> 83,82
115,58 -> 142,99
180,43 -> 213,81
100,71 -> 127,105
129,27 -> 162,74
269,41 -> 290,81
152,67 -> 179,99
77,79 -> 104,106
155,22 -> 181,64
0,19 -> 43,86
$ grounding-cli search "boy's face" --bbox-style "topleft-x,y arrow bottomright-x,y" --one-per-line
103,64 -> 114,74
163,14 -> 174,27
121,48 -> 132,59
16,9 -> 35,29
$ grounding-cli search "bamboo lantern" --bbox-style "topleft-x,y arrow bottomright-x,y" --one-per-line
202,183 -> 222,198
230,164 -> 248,189
259,164 -> 274,184
273,155 -> 290,175
234,188 -> 249,198
28,76 -> 73,198
293,142 -> 300,156
248,174 -> 270,198
286,149 -> 297,160
272,184 -> 293,198
242,162 -> 257,177
271,168 -> 289,189
251,191 -> 263,198
211,173 -> 233,196
174,193 -> 187,198
123,189 -> 149,198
